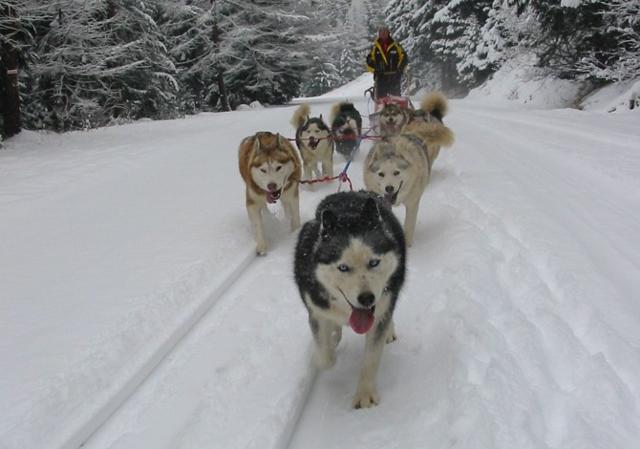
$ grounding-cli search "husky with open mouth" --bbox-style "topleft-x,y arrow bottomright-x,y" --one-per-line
378,102 -> 411,137
238,131 -> 301,255
294,191 -> 406,408
363,134 -> 430,247
330,102 -> 362,160
290,103 -> 334,185
364,92 -> 454,245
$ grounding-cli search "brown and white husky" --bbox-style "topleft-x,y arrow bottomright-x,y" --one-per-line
238,131 -> 301,255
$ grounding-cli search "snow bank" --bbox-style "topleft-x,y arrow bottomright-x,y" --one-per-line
236,100 -> 265,111
468,56 -> 589,109
293,72 -> 374,104
580,78 -> 640,113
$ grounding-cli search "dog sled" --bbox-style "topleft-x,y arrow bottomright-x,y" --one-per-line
366,92 -> 413,135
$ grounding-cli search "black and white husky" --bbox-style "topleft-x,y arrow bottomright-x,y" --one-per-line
290,103 -> 334,184
294,191 -> 406,408
330,102 -> 362,160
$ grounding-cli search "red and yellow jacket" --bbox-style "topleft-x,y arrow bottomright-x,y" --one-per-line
366,38 -> 408,75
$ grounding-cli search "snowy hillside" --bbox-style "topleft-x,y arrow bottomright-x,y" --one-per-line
2,76 -> 640,449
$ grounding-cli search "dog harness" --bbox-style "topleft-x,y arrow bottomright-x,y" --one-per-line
401,133 -> 431,168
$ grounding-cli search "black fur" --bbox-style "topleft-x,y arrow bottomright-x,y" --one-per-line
294,191 -> 406,313
331,103 -> 363,159
410,108 -> 443,124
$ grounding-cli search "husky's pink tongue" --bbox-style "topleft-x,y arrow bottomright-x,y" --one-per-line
349,308 -> 375,334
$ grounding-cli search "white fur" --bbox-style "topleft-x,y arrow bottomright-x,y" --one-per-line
298,123 -> 333,184
304,237 -> 399,408
364,138 -> 430,246
250,159 -> 295,193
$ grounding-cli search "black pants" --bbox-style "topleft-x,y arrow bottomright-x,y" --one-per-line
375,73 -> 402,99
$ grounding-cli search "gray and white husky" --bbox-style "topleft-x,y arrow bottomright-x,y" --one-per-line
364,92 -> 454,246
294,191 -> 406,408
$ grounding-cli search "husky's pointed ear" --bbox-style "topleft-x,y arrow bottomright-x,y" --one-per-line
320,209 -> 337,239
277,133 -> 287,148
361,197 -> 381,230
252,137 -> 262,152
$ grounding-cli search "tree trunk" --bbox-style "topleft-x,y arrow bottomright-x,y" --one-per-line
211,2 -> 230,112
216,71 -> 230,111
1,5 -> 21,137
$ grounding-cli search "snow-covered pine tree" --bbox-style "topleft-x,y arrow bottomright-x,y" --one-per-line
294,0 -> 342,96
101,0 -> 178,121
1,0 -> 46,136
429,0 -> 493,89
529,0 -> 614,78
218,0 -> 310,107
337,46 -> 361,83
473,0 -> 531,74
576,0 -> 639,82
302,53 -> 341,96
341,0 -> 372,85
24,0 -> 177,130
364,0 -> 386,32
387,0 -> 464,93
22,2 -> 114,130
160,0 -> 222,114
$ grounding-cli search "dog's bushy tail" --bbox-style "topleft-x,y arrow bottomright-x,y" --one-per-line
408,122 -> 455,148
329,102 -> 343,126
290,103 -> 310,129
420,92 -> 448,121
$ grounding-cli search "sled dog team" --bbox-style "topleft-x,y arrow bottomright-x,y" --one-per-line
237,92 -> 454,409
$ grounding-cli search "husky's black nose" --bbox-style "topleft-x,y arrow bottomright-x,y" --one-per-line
385,185 -> 395,194
267,182 -> 278,192
357,292 -> 375,308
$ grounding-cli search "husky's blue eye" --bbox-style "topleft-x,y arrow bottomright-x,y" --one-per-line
369,259 -> 381,268
275,166 -> 282,171
260,168 -> 267,173
337,264 -> 350,273
393,170 -> 400,176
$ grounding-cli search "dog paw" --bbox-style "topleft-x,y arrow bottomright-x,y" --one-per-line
256,243 -> 267,256
314,350 -> 336,370
352,387 -> 379,409
385,330 -> 397,344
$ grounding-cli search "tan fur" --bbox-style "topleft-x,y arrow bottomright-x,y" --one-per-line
238,132 -> 301,255
420,91 -> 448,117
402,120 -> 455,168
403,92 -> 455,168
329,102 -> 342,125
290,103 -> 310,129
378,103 -> 411,137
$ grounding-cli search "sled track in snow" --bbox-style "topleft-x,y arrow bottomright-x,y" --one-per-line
70,249 -> 259,449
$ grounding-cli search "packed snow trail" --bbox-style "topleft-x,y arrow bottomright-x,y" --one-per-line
86,98 -> 640,449
289,103 -> 640,449
2,73 -> 640,449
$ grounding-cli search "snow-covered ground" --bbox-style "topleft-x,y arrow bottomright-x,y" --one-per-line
2,75 -> 640,449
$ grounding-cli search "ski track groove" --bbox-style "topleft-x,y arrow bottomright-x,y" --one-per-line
70,248 -> 258,449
